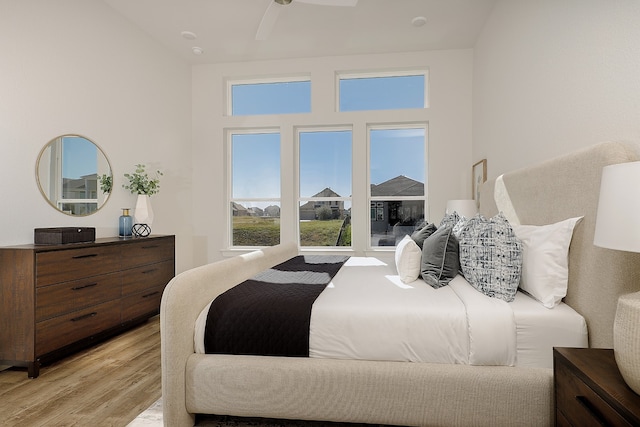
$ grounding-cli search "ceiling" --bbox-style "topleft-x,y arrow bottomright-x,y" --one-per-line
103,0 -> 497,65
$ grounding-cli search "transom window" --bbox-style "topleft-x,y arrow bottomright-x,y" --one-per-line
228,76 -> 311,116
338,71 -> 427,112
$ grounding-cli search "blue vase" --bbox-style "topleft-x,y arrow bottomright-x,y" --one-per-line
119,208 -> 133,237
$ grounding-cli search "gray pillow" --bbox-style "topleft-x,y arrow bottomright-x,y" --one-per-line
421,225 -> 460,289
458,213 -> 522,302
410,222 -> 437,250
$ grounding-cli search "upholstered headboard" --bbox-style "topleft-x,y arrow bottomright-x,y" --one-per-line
479,141 -> 640,348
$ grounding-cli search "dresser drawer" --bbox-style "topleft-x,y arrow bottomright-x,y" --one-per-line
36,299 -> 121,356
121,260 -> 174,296
36,246 -> 121,287
121,238 -> 174,270
556,360 -> 632,426
121,286 -> 163,321
36,272 -> 122,322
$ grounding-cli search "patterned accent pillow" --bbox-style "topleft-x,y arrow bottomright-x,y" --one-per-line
458,212 -> 523,302
439,211 -> 460,229
440,211 -> 470,238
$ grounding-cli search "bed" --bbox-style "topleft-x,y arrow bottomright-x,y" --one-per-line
161,141 -> 640,426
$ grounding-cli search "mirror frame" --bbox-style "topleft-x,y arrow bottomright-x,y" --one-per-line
36,134 -> 113,216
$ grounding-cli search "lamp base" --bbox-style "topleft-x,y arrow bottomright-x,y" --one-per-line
614,291 -> 640,394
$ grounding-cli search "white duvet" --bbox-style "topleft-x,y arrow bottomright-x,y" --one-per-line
195,256 -> 586,368
309,257 -> 516,366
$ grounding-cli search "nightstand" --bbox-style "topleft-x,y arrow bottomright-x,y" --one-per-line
554,347 -> 640,426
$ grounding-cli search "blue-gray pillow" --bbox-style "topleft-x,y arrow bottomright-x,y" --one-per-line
458,213 -> 522,302
411,222 -> 437,250
421,225 -> 460,289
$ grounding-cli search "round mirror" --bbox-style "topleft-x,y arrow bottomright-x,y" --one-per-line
36,134 -> 112,216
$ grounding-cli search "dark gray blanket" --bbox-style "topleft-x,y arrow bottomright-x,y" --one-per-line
204,255 -> 349,357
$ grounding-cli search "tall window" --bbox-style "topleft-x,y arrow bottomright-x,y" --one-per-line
369,126 -> 427,247
229,131 -> 281,247
298,129 -> 352,247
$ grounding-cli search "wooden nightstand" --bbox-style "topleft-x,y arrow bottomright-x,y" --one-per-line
554,347 -> 640,426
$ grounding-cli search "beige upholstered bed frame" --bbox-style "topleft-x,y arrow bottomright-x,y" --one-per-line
161,141 -> 640,426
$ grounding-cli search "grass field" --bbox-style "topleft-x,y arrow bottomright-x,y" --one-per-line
232,216 -> 351,246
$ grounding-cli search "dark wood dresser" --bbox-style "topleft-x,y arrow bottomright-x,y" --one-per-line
554,347 -> 640,426
0,235 -> 175,378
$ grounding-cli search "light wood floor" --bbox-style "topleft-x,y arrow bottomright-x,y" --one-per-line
0,316 -> 161,427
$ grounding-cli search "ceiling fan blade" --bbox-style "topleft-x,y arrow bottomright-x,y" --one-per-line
297,0 -> 358,6
255,1 -> 284,41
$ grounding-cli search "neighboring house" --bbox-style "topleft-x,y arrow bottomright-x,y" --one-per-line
370,175 -> 425,237
299,188 -> 345,221
247,206 -> 264,216
264,205 -> 280,217
231,201 -> 249,216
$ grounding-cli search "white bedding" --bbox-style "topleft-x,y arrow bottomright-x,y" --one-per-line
194,257 -> 587,369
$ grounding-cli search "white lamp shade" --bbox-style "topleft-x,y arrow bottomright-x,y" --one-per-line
594,161 -> 640,253
445,199 -> 478,219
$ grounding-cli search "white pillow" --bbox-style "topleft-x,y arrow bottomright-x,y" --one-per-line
395,235 -> 422,283
511,216 -> 583,308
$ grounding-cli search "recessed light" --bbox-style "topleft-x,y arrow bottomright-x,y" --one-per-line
411,16 -> 427,27
192,46 -> 204,55
181,31 -> 197,40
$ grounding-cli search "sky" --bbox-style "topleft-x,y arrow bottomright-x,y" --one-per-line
62,136 -> 98,179
232,74 -> 426,205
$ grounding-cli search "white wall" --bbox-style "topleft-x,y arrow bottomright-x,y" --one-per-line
473,0 -> 640,179
192,49 -> 473,263
0,0 -> 194,272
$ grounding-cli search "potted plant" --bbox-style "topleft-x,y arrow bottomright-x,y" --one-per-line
98,173 -> 113,194
123,164 -> 163,226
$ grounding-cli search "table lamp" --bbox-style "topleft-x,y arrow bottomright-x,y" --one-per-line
594,160 -> 640,394
445,199 -> 478,219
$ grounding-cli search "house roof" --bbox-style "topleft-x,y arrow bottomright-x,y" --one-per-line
370,175 -> 424,197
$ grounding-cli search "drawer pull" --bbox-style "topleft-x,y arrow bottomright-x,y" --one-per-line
142,268 -> 158,274
142,291 -> 160,298
72,253 -> 98,259
575,395 -> 608,426
70,312 -> 97,322
71,282 -> 98,291
141,245 -> 160,249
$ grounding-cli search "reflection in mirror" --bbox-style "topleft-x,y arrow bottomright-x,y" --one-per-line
36,134 -> 112,216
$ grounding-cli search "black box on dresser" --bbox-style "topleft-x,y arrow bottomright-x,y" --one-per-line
34,227 -> 96,245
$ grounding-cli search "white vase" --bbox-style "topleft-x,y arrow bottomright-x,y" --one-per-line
614,291 -> 640,394
134,194 -> 154,225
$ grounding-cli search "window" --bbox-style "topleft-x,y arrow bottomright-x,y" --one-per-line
369,126 -> 427,247
298,129 -> 352,247
225,69 -> 429,250
229,131 -> 281,246
338,71 -> 427,112
40,135 -> 99,215
229,77 -> 311,116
